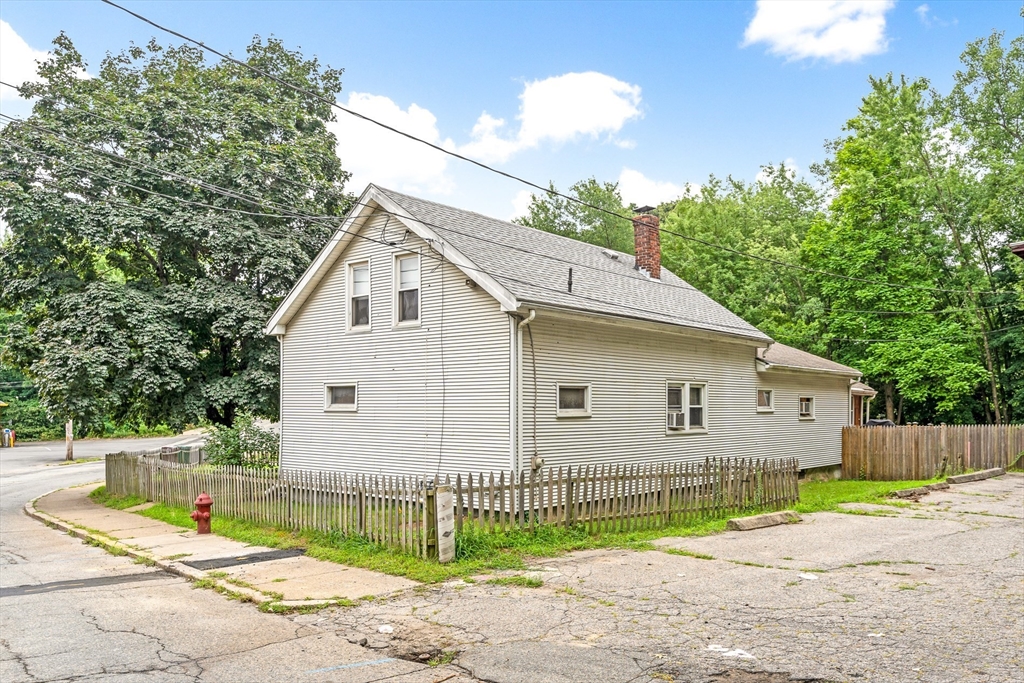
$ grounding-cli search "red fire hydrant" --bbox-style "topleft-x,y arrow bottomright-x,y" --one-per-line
190,492 -> 213,534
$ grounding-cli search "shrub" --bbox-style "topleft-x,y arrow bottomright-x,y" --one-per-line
204,414 -> 279,468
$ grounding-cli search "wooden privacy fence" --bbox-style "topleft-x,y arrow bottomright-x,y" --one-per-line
106,451 -> 800,560
842,424 -> 1024,481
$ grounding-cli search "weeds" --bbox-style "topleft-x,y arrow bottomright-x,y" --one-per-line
662,548 -> 714,560
485,576 -> 543,588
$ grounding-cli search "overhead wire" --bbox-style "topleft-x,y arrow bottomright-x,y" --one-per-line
3,128 -> 1017,339
96,0 -> 1006,298
7,110 -> 1015,325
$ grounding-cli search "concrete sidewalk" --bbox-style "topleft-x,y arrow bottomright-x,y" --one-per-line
27,484 -> 416,608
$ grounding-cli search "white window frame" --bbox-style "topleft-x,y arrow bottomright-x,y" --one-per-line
324,382 -> 358,412
757,388 -> 774,413
347,260 -> 371,332
798,395 -> 815,420
555,383 -> 592,418
666,381 -> 708,433
393,253 -> 421,327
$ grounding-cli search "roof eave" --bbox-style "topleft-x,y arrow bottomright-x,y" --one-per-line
518,301 -> 772,346
756,358 -> 861,378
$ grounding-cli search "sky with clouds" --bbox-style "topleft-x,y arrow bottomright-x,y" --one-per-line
0,1 -> 1020,220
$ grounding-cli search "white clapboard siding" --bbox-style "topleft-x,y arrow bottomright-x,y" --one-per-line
280,212 -> 511,475
521,315 -> 850,470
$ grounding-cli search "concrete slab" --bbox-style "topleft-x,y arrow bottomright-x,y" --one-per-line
947,467 -> 1005,484
726,510 -> 800,531
219,555 -> 416,601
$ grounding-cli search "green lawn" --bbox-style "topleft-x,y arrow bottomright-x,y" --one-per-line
90,476 -> 940,584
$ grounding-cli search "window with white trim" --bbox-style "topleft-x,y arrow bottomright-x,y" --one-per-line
556,384 -> 591,417
325,384 -> 357,411
396,254 -> 420,323
757,389 -> 774,412
667,382 -> 706,431
349,262 -> 370,328
799,396 -> 815,419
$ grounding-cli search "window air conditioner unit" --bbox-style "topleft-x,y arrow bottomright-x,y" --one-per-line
667,412 -> 685,429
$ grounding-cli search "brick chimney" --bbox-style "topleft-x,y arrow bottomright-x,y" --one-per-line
632,208 -> 661,280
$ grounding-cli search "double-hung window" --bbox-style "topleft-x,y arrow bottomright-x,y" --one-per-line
350,262 -> 370,329
667,382 -> 706,431
799,396 -> 815,420
396,255 -> 420,323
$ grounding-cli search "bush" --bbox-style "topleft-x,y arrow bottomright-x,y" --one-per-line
0,397 -> 63,440
204,413 -> 279,468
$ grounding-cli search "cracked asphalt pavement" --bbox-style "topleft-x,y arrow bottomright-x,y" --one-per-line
3,438 -> 1021,682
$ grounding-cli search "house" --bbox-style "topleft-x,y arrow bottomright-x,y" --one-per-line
265,184 -> 865,476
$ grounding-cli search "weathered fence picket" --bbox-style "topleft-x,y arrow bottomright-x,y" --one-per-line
106,451 -> 800,561
842,425 -> 1024,480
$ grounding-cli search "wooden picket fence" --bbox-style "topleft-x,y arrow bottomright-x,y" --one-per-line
842,424 -> 1024,481
106,451 -> 800,560
446,458 -> 799,535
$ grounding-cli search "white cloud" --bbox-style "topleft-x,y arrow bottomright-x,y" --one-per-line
915,4 -> 931,24
617,168 -> 697,207
0,20 -> 50,101
329,92 -> 455,195
743,1 -> 895,63
460,72 -> 642,163
509,190 -> 535,220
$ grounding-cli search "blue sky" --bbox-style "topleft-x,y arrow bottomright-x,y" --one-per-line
2,1 -> 1021,220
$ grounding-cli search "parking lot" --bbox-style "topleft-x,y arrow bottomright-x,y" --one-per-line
297,473 -> 1024,683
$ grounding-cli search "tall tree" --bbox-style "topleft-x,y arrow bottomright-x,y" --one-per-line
515,178 -> 635,254
803,76 -> 988,423
944,31 -> 1024,422
0,34 -> 351,430
660,164 -> 822,347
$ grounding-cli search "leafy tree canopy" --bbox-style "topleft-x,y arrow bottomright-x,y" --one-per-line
514,178 -> 634,254
0,34 -> 351,430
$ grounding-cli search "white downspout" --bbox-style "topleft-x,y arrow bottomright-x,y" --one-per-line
517,309 -> 536,330
517,310 -> 537,473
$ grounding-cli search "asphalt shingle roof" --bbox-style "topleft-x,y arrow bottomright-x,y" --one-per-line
757,343 -> 860,376
377,186 -> 771,342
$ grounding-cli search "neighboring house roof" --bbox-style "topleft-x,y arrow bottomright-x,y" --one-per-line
756,342 -> 861,377
266,184 -> 771,343
850,381 -> 877,397
1011,241 -> 1024,259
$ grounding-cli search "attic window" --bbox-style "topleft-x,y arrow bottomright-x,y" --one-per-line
396,254 -> 420,324
349,262 -> 370,329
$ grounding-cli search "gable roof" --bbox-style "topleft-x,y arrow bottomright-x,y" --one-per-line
266,184 -> 771,343
757,343 -> 860,377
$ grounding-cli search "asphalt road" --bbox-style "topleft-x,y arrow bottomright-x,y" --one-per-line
0,437 -> 465,683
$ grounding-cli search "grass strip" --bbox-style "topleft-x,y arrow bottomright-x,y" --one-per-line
89,476 -> 942,584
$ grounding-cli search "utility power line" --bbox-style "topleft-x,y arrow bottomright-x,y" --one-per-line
6,111 -> 1016,323
95,0 -> 1003,299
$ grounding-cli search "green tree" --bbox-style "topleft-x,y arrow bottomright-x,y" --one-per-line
515,178 -> 635,254
660,164 -> 822,347
0,34 -> 351,431
803,76 -> 988,423
944,31 -> 1024,422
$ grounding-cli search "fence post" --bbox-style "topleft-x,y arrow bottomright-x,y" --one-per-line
424,482 -> 438,559
436,484 -> 454,563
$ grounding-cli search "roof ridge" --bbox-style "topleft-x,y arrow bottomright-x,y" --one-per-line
374,184 -> 642,262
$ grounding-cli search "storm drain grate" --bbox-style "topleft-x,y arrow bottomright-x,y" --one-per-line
182,548 -> 306,570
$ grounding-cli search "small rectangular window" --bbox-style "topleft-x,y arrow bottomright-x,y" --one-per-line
396,255 -> 419,323
799,396 -> 814,419
350,263 -> 369,328
557,384 -> 590,416
325,384 -> 357,411
757,389 -> 773,411
667,381 -> 707,431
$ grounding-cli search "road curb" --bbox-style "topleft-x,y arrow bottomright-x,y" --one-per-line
22,490 -> 302,610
